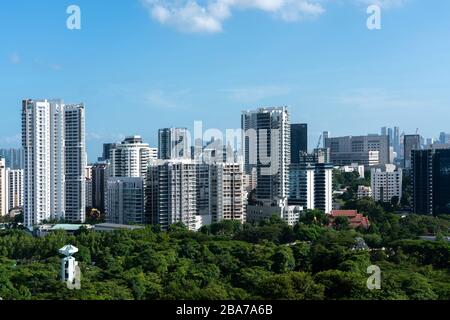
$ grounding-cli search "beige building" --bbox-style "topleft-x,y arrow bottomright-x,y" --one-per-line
210,163 -> 246,224
7,168 -> 24,211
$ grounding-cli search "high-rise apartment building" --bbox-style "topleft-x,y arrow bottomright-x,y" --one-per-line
149,148 -> 158,160
106,136 -> 152,223
147,159 -> 246,230
158,128 -> 191,160
241,107 -> 291,206
209,163 -> 245,223
291,123 -> 308,164
371,164 -> 402,203
6,168 -> 24,212
314,163 -> 333,214
412,149 -> 450,216
22,99 -> 86,226
147,159 -> 199,231
0,159 -> 7,216
106,177 -> 145,225
85,166 -> 93,209
242,107 -> 304,225
289,160 -> 333,214
64,105 -> 86,222
289,162 -> 315,209
91,162 -> 108,213
404,134 -> 421,169
325,135 -> 391,166
109,136 -> 152,178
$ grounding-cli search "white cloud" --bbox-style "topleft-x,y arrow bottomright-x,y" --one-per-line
141,0 -> 325,33
9,53 -> 21,64
141,0 -> 410,33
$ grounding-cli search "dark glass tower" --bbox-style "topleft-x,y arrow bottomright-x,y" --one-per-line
412,149 -> 450,216
101,143 -> 117,162
433,149 -> 450,215
291,123 -> 308,164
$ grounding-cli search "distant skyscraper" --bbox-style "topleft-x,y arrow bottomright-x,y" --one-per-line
291,123 -> 308,164
100,143 -> 118,162
22,99 -> 86,226
0,149 -> 24,170
158,128 -> 191,160
412,149 -> 450,216
323,131 -> 330,148
388,128 -> 393,145
393,127 -> 400,155
381,127 -> 387,136
404,134 -> 421,169
439,132 -> 449,145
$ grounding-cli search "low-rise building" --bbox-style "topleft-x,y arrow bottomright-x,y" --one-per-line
340,163 -> 365,178
93,223 -> 145,232
357,185 -> 372,199
329,210 -> 370,229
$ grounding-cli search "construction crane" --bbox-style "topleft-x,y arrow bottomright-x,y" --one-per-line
317,134 -> 323,150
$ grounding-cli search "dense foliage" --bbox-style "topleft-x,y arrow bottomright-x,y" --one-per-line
1,204 -> 449,300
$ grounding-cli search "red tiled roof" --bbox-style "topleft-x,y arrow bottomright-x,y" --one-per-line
330,210 -> 370,229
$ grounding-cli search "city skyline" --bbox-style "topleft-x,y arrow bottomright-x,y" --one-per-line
1,1 -> 450,161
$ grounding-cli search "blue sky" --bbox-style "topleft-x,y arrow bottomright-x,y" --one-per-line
1,0 -> 449,161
